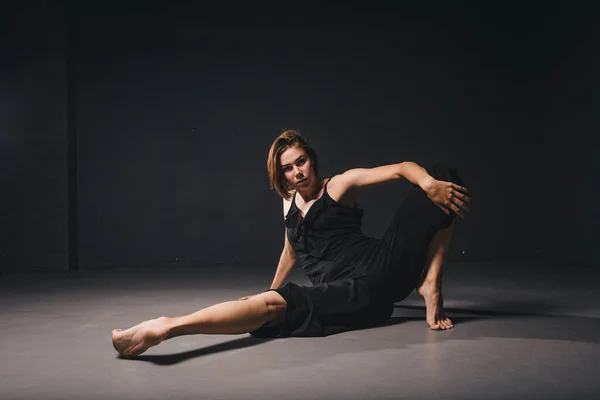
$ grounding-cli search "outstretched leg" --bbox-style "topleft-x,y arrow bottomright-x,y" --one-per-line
111,291 -> 287,357
416,223 -> 454,330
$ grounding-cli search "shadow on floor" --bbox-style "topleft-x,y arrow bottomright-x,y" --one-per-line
124,336 -> 275,365
392,300 -> 600,345
395,296 -> 575,318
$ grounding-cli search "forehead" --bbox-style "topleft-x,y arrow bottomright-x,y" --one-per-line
280,146 -> 306,166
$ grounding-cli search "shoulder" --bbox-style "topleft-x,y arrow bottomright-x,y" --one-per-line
328,169 -> 360,192
326,172 -> 357,207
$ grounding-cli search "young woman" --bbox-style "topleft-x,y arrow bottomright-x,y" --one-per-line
112,130 -> 471,357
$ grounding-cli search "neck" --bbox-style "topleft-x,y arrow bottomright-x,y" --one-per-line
297,178 -> 323,202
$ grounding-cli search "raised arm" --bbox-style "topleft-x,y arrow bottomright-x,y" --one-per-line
339,161 -> 471,217
341,161 -> 433,192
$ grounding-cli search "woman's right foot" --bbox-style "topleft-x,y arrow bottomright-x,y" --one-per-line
417,282 -> 453,330
112,317 -> 170,357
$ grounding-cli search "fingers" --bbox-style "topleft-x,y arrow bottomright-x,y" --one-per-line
445,196 -> 469,218
434,181 -> 472,218
446,186 -> 472,218
451,183 -> 469,195
450,184 -> 471,203
449,184 -> 472,207
451,196 -> 470,214
438,204 -> 450,215
453,189 -> 471,205
447,202 -> 464,218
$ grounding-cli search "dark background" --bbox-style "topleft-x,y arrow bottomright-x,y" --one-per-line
1,2 -> 597,272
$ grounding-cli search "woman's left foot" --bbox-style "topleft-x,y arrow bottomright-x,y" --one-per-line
417,282 -> 453,330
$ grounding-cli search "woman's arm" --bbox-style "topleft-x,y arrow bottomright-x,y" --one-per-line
270,230 -> 296,289
397,161 -> 434,188
342,161 -> 433,191
341,161 -> 471,217
239,230 -> 295,300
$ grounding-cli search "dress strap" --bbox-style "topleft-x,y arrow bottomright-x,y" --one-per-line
291,175 -> 334,211
324,175 -> 335,191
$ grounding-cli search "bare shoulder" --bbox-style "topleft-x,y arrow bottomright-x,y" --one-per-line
326,171 -> 357,207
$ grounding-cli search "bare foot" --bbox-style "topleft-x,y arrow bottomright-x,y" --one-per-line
112,317 -> 170,357
417,282 -> 453,330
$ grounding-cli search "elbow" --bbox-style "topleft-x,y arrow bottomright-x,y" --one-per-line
395,162 -> 407,179
287,251 -> 297,261
283,248 -> 296,261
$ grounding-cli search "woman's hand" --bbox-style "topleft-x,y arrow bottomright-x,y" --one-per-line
421,177 -> 472,218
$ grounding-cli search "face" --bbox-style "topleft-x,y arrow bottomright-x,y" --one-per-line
279,146 -> 314,190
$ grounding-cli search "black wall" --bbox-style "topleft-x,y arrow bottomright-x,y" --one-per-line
538,24 -> 600,268
0,3 -> 68,271
1,3 -> 597,272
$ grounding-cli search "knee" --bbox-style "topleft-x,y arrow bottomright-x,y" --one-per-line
256,291 -> 287,323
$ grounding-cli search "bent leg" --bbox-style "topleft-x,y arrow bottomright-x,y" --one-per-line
111,291 -> 287,357
381,163 -> 464,300
417,223 -> 454,330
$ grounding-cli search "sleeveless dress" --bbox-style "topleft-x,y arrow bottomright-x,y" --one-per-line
250,163 -> 463,338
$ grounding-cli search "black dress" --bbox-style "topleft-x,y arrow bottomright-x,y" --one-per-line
250,163 -> 463,338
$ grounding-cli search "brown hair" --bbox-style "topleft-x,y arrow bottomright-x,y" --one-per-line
267,129 -> 319,199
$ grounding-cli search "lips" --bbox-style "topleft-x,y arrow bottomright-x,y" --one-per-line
297,178 -> 307,184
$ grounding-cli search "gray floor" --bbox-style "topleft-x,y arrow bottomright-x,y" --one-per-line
1,261 -> 599,400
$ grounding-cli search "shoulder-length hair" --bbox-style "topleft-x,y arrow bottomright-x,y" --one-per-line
267,129 -> 319,199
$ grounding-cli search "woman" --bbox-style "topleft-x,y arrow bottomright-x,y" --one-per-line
112,130 -> 471,357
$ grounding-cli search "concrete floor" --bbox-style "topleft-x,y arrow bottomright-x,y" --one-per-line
1,261 -> 599,400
